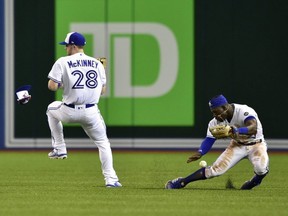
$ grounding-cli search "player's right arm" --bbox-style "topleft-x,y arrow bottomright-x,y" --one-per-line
186,137 -> 216,163
47,59 -> 63,91
187,120 -> 217,163
48,79 -> 62,91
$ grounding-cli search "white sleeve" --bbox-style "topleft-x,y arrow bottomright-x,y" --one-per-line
98,63 -> 106,86
206,118 -> 218,138
239,106 -> 257,122
48,59 -> 63,83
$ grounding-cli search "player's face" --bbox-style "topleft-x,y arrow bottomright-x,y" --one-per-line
65,44 -> 73,55
211,105 -> 229,122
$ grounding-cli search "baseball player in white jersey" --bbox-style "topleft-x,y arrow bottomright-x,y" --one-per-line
165,94 -> 269,190
46,32 -> 122,187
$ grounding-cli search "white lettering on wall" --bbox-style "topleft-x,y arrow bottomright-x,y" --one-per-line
71,23 -> 178,97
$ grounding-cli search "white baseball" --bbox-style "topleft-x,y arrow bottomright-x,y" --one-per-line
199,160 -> 207,167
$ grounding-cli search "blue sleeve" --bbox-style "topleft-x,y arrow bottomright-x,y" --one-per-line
198,137 -> 216,155
244,116 -> 256,123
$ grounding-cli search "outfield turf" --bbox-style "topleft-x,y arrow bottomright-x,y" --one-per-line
0,150 -> 287,216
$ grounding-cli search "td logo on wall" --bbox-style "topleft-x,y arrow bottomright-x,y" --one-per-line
56,0 -> 194,126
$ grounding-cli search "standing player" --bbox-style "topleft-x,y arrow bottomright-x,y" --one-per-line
165,94 -> 269,190
46,32 -> 121,187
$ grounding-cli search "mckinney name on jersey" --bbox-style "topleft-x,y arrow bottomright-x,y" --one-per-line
67,59 -> 98,68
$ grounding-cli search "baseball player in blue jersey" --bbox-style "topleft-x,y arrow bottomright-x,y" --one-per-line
165,95 -> 269,190
46,32 -> 121,187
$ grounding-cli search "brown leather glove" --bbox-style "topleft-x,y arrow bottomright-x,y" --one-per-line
96,57 -> 107,68
187,152 -> 202,163
209,124 -> 232,139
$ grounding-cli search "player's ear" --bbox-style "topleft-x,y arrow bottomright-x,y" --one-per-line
222,105 -> 228,110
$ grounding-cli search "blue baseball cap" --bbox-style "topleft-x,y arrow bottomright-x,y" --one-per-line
15,85 -> 32,103
208,94 -> 228,109
59,32 -> 86,46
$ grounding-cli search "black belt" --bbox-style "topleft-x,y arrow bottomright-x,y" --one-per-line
237,139 -> 262,146
64,103 -> 95,108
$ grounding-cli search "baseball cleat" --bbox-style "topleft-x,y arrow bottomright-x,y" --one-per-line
240,180 -> 259,190
48,149 -> 67,159
165,177 -> 185,189
106,181 -> 122,188
241,173 -> 267,190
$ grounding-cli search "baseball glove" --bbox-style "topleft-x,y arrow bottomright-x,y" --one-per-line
209,124 -> 232,139
96,57 -> 107,68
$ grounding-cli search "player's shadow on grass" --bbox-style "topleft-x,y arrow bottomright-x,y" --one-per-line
92,185 -> 238,190
179,187 -> 238,191
134,186 -> 238,190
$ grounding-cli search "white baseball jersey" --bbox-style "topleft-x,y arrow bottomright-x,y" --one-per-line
48,53 -> 106,105
206,103 -> 264,143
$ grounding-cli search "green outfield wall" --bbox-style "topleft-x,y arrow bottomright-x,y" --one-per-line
11,0 -> 288,141
55,0 -> 194,127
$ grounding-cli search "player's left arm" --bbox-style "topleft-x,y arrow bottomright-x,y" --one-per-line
243,117 -> 257,135
101,85 -> 106,95
232,116 -> 257,136
97,60 -> 107,95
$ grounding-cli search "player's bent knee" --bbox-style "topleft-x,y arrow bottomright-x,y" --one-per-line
47,101 -> 63,110
253,160 -> 269,176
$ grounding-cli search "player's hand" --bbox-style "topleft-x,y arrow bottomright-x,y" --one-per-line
187,152 -> 202,163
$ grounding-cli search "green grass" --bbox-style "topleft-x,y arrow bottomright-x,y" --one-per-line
0,150 -> 287,216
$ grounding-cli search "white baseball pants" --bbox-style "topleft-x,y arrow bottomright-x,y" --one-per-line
46,101 -> 119,185
205,140 -> 269,178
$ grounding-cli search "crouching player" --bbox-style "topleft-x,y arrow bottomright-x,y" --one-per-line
165,95 -> 269,190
